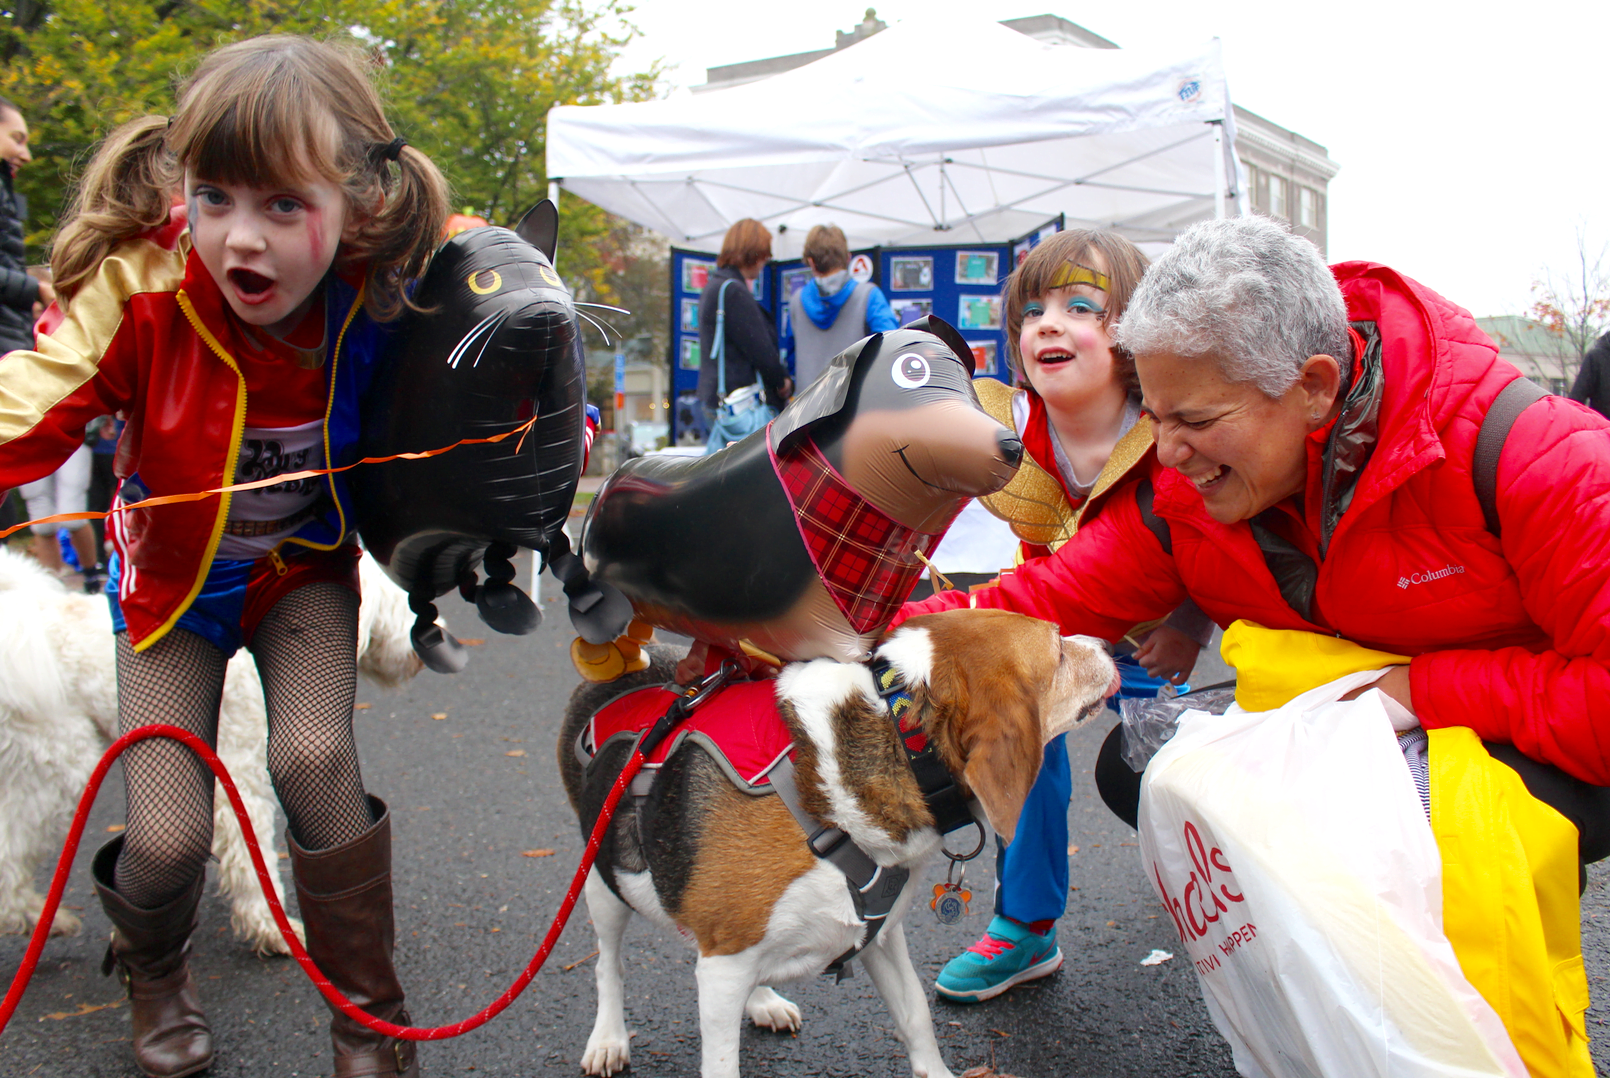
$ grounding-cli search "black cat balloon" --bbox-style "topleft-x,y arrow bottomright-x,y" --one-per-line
354,202 -> 588,672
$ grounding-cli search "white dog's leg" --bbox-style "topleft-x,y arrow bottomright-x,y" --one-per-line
694,951 -> 762,1078
743,985 -> 801,1032
581,870 -> 633,1077
861,925 -> 956,1078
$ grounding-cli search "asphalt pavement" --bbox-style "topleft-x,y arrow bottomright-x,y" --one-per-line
3,555 -> 1609,1078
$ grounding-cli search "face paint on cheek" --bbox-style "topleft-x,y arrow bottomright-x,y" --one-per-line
304,206 -> 326,272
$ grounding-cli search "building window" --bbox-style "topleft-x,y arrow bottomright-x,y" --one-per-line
1264,173 -> 1287,220
1299,186 -> 1317,228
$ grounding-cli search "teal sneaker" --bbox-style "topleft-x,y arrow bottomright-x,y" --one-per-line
934,916 -> 1063,1002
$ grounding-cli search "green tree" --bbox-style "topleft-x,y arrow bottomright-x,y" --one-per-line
0,0 -> 658,300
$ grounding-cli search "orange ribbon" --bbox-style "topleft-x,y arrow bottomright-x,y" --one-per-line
0,413 -> 541,542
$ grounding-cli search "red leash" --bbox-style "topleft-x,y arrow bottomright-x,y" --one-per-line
0,723 -> 642,1040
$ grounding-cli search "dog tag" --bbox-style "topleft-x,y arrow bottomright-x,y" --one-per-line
931,882 -> 971,925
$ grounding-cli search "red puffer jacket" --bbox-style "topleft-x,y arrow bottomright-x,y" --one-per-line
904,262 -> 1610,784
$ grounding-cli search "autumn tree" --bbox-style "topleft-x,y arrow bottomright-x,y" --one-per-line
1529,228 -> 1610,386
0,0 -> 659,301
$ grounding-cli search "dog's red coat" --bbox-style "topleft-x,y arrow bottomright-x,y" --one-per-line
585,679 -> 793,788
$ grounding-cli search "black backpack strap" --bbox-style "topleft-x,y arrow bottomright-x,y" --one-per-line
1134,479 -> 1173,556
1474,378 -> 1547,538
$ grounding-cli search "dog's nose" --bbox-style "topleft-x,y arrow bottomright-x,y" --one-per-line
996,429 -> 1024,468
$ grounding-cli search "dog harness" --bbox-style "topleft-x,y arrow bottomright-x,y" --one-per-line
578,665 -> 982,980
768,431 -> 960,633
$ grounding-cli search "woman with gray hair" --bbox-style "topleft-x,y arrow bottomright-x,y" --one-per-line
901,214 -> 1610,1067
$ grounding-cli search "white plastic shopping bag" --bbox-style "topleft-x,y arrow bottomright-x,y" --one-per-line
1138,671 -> 1525,1078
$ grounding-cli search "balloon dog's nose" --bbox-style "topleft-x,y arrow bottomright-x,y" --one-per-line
996,428 -> 1024,468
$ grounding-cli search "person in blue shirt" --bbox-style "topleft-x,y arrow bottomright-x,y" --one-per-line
787,224 -> 898,392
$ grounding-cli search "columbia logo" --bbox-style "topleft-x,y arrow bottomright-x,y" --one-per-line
1398,564 -> 1466,589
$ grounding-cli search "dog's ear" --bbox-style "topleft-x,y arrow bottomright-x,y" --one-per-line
960,688 -> 1043,845
905,316 -> 974,375
771,333 -> 882,454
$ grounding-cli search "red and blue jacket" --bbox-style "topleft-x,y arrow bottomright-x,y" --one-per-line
0,209 -> 391,649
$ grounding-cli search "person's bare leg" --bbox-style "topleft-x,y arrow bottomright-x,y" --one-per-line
30,532 -> 63,573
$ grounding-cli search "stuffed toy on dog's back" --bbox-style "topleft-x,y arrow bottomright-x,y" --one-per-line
576,318 -> 1023,667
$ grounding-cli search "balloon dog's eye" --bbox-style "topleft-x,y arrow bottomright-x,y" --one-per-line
892,353 -> 931,389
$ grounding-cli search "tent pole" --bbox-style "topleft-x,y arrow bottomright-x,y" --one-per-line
549,180 -> 561,208
1212,123 -> 1225,219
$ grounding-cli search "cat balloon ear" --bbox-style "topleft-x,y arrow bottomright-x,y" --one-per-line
513,200 -> 560,265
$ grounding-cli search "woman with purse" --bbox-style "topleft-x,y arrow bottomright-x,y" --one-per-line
697,218 -> 791,450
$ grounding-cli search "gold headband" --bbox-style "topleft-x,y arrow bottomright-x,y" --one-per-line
1047,262 -> 1110,291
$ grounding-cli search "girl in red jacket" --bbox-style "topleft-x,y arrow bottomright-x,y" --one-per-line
0,37 -> 448,1078
935,229 -> 1214,1002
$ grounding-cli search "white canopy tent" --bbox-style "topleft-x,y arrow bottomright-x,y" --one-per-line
547,17 -> 1244,258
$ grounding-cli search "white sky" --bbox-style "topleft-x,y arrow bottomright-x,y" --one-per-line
608,0 -> 1609,319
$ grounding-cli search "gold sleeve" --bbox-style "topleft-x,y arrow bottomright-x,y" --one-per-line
0,235 -> 186,444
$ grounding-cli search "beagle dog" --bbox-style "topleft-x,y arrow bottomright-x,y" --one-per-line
558,608 -> 1117,1078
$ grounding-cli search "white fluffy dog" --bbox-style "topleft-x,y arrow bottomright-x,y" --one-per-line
0,546 -> 426,955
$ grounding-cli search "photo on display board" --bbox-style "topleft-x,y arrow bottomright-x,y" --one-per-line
955,250 -> 1000,286
893,298 -> 933,326
957,294 -> 1003,331
1014,238 -> 1032,268
682,259 -> 714,293
679,298 -> 699,333
968,341 -> 999,376
679,338 -> 700,370
889,256 -> 934,291
783,267 -> 812,298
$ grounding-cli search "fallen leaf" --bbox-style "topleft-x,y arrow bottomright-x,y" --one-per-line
563,949 -> 599,972
431,713 -> 448,720
1067,844 -> 1079,854
1106,920 -> 1119,928
277,851 -> 289,861
961,1067 -> 1021,1078
522,849 -> 555,858
460,638 -> 485,646
1140,949 -> 1173,967
989,1029 -> 1010,1037
506,750 -> 527,757
40,998 -> 126,1021
1119,842 -> 1138,847
354,703 -> 372,711
106,824 -> 126,833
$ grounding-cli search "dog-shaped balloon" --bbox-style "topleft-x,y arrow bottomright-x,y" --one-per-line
571,318 -> 1023,674
354,202 -> 588,672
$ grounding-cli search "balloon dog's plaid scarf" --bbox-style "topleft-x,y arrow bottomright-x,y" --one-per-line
768,429 -> 959,633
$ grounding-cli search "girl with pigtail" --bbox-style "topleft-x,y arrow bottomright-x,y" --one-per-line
0,36 -> 449,1077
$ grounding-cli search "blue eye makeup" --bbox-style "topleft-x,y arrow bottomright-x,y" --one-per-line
1022,302 -> 1045,319
1067,296 -> 1105,318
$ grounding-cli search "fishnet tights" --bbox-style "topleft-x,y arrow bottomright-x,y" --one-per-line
113,583 -> 373,909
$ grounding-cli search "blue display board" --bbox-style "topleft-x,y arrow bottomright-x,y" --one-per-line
668,217 -> 1062,441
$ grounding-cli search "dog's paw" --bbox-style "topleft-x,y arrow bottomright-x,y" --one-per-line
45,907 -> 82,937
745,985 -> 801,1033
580,1031 -> 631,1076
238,912 -> 304,957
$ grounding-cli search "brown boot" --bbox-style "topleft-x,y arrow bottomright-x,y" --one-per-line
91,837 -> 215,1078
288,795 -> 420,1078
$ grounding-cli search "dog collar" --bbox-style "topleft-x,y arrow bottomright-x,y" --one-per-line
768,431 -> 959,634
870,660 -> 977,837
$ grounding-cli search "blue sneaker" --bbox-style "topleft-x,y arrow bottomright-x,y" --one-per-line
934,916 -> 1062,1002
